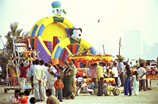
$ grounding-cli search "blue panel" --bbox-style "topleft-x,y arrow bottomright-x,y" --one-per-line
59,49 -> 64,59
31,25 -> 38,36
90,47 -> 96,54
54,46 -> 63,59
37,24 -> 45,36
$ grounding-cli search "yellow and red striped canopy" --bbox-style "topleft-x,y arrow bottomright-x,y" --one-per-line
67,54 -> 112,63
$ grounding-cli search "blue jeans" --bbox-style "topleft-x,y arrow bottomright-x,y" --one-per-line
124,77 -> 132,96
56,89 -> 63,100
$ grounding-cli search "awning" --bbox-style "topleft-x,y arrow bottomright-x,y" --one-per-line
67,54 -> 113,63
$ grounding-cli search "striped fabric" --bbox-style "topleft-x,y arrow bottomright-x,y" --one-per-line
43,41 -> 52,53
52,37 -> 60,51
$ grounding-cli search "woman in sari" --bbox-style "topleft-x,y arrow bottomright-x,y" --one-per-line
7,59 -> 18,87
63,63 -> 74,99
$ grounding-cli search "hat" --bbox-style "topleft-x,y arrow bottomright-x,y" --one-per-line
51,1 -> 61,8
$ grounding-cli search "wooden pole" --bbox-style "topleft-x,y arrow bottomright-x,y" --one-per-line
102,44 -> 105,55
119,37 -> 121,56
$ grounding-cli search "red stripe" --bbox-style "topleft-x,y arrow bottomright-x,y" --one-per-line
67,45 -> 71,51
61,49 -> 67,61
72,44 -> 77,54
52,37 -> 57,50
34,36 -> 37,49
43,41 -> 48,46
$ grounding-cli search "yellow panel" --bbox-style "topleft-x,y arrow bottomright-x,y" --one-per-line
80,39 -> 92,49
63,18 -> 74,28
41,22 -> 67,41
42,17 -> 54,26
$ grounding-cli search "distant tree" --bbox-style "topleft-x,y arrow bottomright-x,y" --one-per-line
5,22 -> 23,54
116,55 -> 125,62
0,22 -> 29,79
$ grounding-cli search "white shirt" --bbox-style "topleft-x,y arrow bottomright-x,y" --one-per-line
33,64 -> 45,83
137,67 -> 146,79
119,62 -> 125,73
112,66 -> 119,77
48,66 -> 57,81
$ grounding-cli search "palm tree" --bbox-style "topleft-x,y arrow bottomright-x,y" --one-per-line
5,22 -> 23,54
0,22 -> 28,80
116,55 -> 125,62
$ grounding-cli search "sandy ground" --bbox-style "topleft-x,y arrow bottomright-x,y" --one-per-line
0,80 -> 158,104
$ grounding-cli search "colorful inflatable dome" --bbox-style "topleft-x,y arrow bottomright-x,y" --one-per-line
30,1 -> 96,65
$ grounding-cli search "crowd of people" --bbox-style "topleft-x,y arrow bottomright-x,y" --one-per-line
78,60 -> 151,96
5,47 -> 154,104
7,47 -> 78,104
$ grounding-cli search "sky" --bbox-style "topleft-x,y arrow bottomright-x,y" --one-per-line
0,0 -> 158,60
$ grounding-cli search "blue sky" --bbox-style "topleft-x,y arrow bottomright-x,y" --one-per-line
0,0 -> 158,59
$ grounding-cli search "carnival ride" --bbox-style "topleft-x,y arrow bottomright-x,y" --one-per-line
29,1 -> 96,65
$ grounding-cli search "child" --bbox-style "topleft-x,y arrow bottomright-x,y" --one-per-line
46,89 -> 60,104
54,76 -> 64,102
19,92 -> 28,104
9,89 -> 20,104
30,97 -> 36,104
133,70 -> 139,95
24,90 -> 31,104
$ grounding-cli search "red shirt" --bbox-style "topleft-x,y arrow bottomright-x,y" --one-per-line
19,96 -> 28,104
19,65 -> 30,78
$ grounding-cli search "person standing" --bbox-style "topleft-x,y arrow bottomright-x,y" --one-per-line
69,61 -> 77,96
63,63 -> 74,99
133,70 -> 139,96
33,59 -> 45,102
137,63 -> 146,91
27,61 -> 35,94
54,76 -> 64,102
47,62 -> 57,96
89,63 -> 97,88
118,60 -> 125,86
19,62 -> 31,91
39,60 -> 47,101
124,65 -> 132,96
112,62 -> 119,87
96,62 -> 104,96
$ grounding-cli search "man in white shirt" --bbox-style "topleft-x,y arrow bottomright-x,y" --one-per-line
118,61 -> 125,86
33,59 -> 45,101
137,63 -> 146,91
112,62 -> 119,87
47,62 -> 57,96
